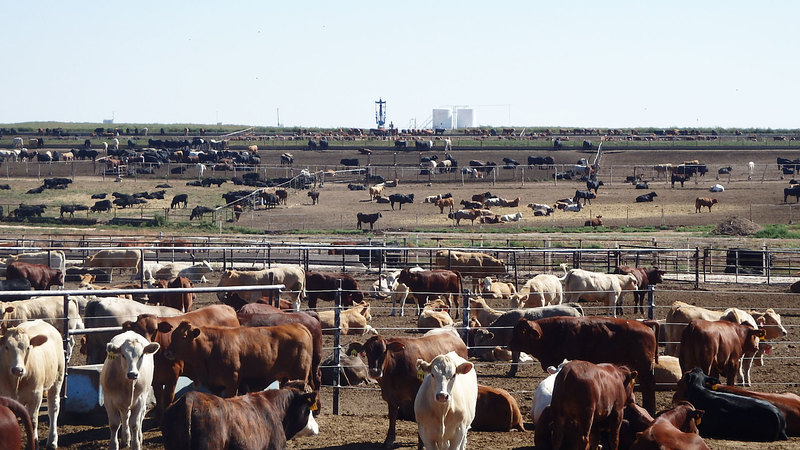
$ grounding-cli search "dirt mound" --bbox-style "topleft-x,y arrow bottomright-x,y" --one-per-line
713,215 -> 763,236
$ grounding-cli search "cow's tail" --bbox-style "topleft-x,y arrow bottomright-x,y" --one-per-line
642,319 -> 660,365
1,397 -> 33,450
557,263 -> 570,281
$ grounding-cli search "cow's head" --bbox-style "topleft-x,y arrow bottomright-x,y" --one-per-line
122,314 -> 160,342
417,353 -> 473,403
106,332 -> 159,380
0,327 -> 49,378
671,401 -> 704,434
673,367 -> 710,404
285,389 -> 320,439
648,267 -> 666,285
349,335 -> 401,379
162,320 -> 199,361
757,309 -> 788,340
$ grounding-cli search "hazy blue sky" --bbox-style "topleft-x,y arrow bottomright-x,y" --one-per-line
2,1 -> 796,129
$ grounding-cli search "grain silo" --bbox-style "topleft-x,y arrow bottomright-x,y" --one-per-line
432,109 -> 453,130
455,108 -> 475,128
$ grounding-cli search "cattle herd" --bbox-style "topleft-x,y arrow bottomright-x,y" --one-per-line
0,244 -> 794,449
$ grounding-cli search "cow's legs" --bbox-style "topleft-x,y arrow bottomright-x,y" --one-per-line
47,381 -> 61,449
506,350 -> 521,377
130,397 -> 146,450
384,403 -> 399,448
106,406 -> 122,450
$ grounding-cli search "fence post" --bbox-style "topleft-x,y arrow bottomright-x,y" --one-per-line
461,288 -> 470,345
333,280 -> 342,415
647,285 -> 655,320
694,247 -> 699,289
765,245 -> 771,285
62,294 -> 70,398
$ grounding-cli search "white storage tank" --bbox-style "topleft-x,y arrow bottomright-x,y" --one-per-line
432,109 -> 453,130
456,108 -> 475,128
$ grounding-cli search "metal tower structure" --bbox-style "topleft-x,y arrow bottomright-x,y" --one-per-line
375,98 -> 386,128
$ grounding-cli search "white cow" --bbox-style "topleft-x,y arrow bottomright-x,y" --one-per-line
153,261 -> 214,283
415,351 -> 478,450
563,268 -> 638,317
383,267 -> 424,316
748,161 -> 755,180
101,331 -> 160,450
0,320 -> 65,448
12,137 -> 24,149
532,359 -> 569,423
138,262 -> 164,285
510,274 -> 564,308
499,212 -> 523,222
1,295 -> 84,358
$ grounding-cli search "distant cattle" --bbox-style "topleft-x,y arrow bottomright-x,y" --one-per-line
671,173 -> 689,188
573,190 -> 596,205
695,197 -> 718,213
340,158 -> 359,167
216,266 -> 305,308
170,194 -> 188,209
305,272 -> 363,309
388,193 -> 414,210
189,205 -> 214,220
307,189 -> 320,205
6,261 -> 62,290
636,191 -> 658,202
91,199 -> 113,212
356,212 -> 381,230
784,185 -> 800,202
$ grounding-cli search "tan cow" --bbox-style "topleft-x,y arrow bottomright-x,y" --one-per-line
417,299 -> 454,330
317,302 -> 377,336
216,265 -> 305,309
695,197 -> 718,213
563,268 -> 638,317
0,320 -> 65,448
369,184 -> 385,200
468,296 -> 504,327
1,296 -> 84,358
481,277 -> 516,300
434,249 -> 506,291
84,249 -> 141,270
435,197 -> 454,214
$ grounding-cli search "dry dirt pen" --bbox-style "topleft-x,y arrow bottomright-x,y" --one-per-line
0,240 -> 797,449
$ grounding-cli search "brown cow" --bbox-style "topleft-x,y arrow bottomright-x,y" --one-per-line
5,261 -> 62,290
584,215 -> 603,227
0,396 -> 34,450
695,197 -> 717,213
161,386 -> 319,449
435,197 -> 454,214
349,330 -> 468,448
630,401 -> 708,450
679,319 -> 765,385
396,268 -> 461,316
150,277 -> 194,312
470,385 -> 525,432
275,189 -> 288,205
549,360 -> 638,450
236,303 -> 323,392
615,266 -> 666,314
121,305 -> 239,416
508,316 -> 658,414
708,383 -> 800,436
305,272 -> 363,309
163,321 -> 314,397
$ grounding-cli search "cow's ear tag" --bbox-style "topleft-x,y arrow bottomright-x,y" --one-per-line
349,349 -> 357,357
310,402 -> 319,411
417,369 -> 425,381
695,417 -> 702,426
106,351 -> 115,360
711,384 -> 718,391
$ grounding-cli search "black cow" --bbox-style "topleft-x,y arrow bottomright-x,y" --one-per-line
91,199 -> 112,213
201,177 -> 227,187
26,186 -> 45,194
635,181 -> 649,189
340,158 -> 359,167
347,184 -> 366,191
13,204 -> 46,218
60,204 -> 89,218
415,140 -> 433,151
0,184 -> 9,190
262,193 -> 280,209
671,173 -> 689,188
388,193 -> 414,210
582,140 -> 593,150
573,190 -> 596,205
718,166 -> 732,175
190,205 -> 214,220
394,140 -> 407,149
586,179 -> 604,194
356,212 -> 381,230
319,138 -> 329,150
0,278 -> 33,300
674,368 -> 787,442
636,192 -> 658,203
553,139 -> 563,150
307,139 -> 317,150
784,185 -> 800,203
171,194 -> 188,209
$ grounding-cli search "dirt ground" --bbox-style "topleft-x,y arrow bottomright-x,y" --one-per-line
8,145 -> 800,449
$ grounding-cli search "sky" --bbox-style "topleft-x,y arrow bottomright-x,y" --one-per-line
2,1 -> 797,130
